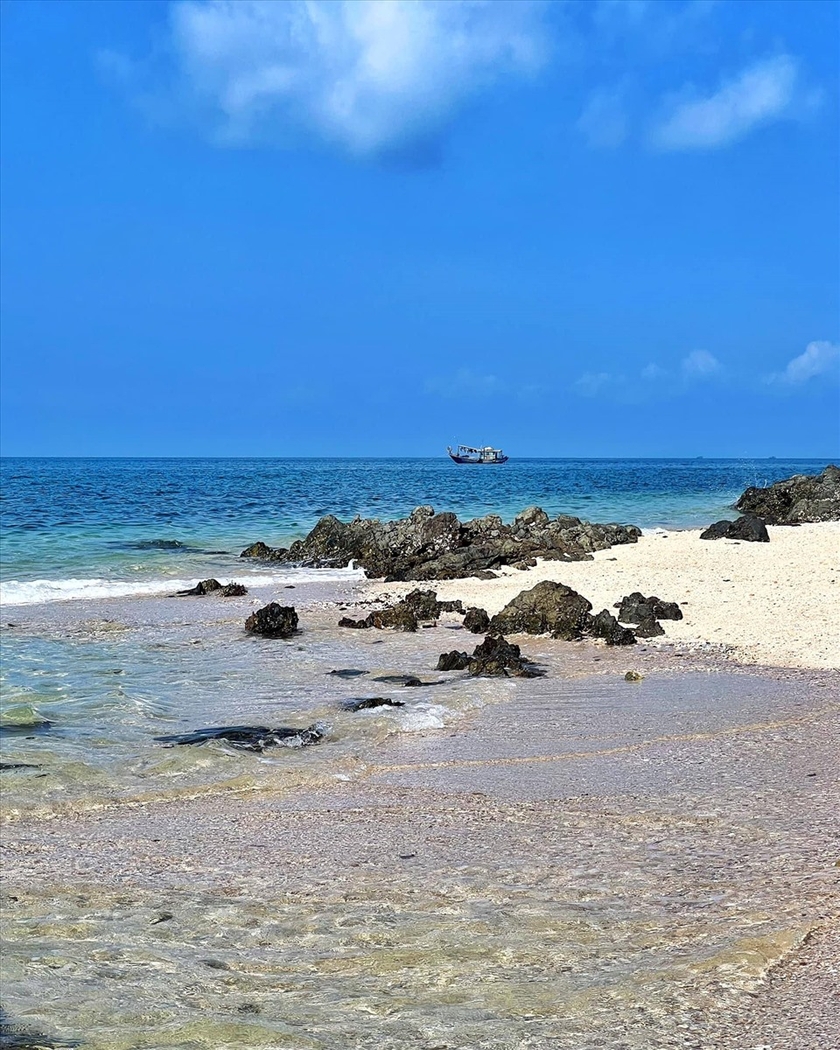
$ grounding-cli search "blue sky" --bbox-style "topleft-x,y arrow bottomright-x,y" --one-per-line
1,0 -> 837,457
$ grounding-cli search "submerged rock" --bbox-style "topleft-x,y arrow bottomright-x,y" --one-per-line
734,464 -> 840,524
154,722 -> 327,752
328,669 -> 369,678
624,670 -> 644,682
245,603 -> 298,638
342,697 -> 406,712
0,719 -> 53,737
0,1008 -> 78,1048
490,581 -> 593,640
700,516 -> 770,542
240,505 -> 641,581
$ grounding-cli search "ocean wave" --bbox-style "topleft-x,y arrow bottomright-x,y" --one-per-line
0,566 -> 365,607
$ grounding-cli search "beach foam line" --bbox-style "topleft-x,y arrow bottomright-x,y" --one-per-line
0,566 -> 366,607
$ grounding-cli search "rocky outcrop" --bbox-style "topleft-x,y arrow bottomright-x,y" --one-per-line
489,581 -> 593,641
244,603 -> 298,638
241,505 -> 642,581
487,581 -> 650,646
700,516 -> 770,542
154,722 -> 326,752
176,579 -> 248,596
338,589 -> 464,632
734,465 -> 840,524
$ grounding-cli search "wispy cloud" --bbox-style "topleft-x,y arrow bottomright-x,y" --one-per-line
650,55 -> 800,151
139,0 -> 548,157
681,349 -> 721,378
765,340 -> 840,387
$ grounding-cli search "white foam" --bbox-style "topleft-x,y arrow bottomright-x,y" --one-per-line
0,566 -> 365,607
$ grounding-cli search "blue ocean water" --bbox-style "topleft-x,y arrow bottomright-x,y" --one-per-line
0,456 -> 830,601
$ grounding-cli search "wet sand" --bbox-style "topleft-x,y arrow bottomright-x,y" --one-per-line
2,616 -> 837,1048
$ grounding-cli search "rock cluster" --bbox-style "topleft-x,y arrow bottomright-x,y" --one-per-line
734,464 -> 839,524
436,635 -> 542,677
339,588 -> 464,632
241,505 -> 641,581
244,603 -> 299,638
700,516 -> 769,542
615,592 -> 683,637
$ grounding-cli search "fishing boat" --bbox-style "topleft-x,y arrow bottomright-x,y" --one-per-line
447,444 -> 509,464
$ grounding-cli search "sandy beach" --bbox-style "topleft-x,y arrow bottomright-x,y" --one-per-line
369,521 -> 840,670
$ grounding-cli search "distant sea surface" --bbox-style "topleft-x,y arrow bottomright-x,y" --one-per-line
0,457 -> 830,604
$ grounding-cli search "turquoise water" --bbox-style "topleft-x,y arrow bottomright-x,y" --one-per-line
0,457 -> 829,600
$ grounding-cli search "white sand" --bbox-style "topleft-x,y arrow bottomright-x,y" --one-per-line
370,522 -> 840,670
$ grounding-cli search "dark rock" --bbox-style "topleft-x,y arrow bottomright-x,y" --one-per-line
240,505 -> 642,581
468,635 -> 542,677
633,617 -> 666,638
371,674 -> 424,687
436,650 -> 471,671
490,581 -> 592,640
342,697 -> 406,712
734,465 -> 840,524
244,603 -> 298,638
616,592 -> 683,623
588,609 -> 637,646
700,516 -> 770,542
0,762 -> 42,772
338,616 -> 371,629
328,669 -> 369,678
239,541 -> 289,561
472,570 -> 498,580
463,607 -> 490,633
154,722 -> 327,752
624,670 -> 644,682
219,582 -> 248,596
439,599 -> 465,613
175,578 -> 222,596
402,588 -> 443,620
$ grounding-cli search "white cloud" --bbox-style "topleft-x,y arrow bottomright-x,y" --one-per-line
651,55 -> 799,150
640,362 -> 667,381
681,349 -> 721,378
577,85 -> 628,149
162,0 -> 548,155
767,341 -> 840,386
574,371 -> 616,397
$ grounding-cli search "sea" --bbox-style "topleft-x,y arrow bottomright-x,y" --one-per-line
0,456 -> 834,1049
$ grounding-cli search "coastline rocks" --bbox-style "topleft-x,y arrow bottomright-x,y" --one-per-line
463,607 -> 491,633
615,591 -> 682,638
490,581 -> 593,640
468,635 -> 541,677
616,592 -> 683,622
154,722 -> 327,752
176,579 -> 248,596
244,603 -> 298,638
436,650 -> 472,671
338,588 -> 463,632
240,504 -> 641,581
700,516 -> 770,542
734,464 -> 840,524
588,610 -> 637,646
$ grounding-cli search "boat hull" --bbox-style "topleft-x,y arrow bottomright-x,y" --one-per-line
448,453 -> 509,464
